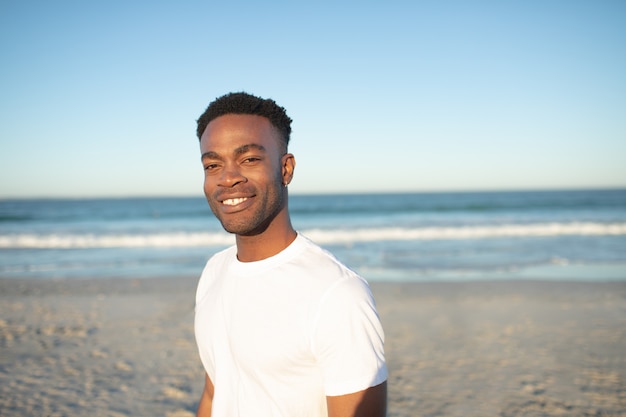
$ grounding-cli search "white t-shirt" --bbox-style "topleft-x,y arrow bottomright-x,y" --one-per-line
194,233 -> 387,417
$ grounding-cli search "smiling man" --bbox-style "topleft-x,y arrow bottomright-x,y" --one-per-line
193,92 -> 387,417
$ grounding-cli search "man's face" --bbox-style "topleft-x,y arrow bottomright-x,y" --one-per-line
199,114 -> 293,236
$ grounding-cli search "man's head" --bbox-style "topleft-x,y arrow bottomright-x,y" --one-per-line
196,92 -> 292,153
197,93 -> 296,238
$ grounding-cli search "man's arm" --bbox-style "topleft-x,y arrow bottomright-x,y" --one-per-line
326,381 -> 387,417
196,373 -> 214,417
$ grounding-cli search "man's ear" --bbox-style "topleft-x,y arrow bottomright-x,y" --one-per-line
281,153 -> 296,186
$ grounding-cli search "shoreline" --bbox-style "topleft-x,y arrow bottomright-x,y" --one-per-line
4,258 -> 626,283
1,278 -> 625,416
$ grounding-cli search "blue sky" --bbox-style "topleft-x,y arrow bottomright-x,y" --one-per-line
1,0 -> 625,198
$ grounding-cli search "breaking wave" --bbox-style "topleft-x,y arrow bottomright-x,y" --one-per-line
1,222 -> 625,249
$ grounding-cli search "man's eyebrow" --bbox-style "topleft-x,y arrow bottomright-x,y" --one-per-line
201,144 -> 267,162
233,144 -> 266,156
201,151 -> 222,161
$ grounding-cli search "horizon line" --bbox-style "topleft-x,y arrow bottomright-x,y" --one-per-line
1,185 -> 625,201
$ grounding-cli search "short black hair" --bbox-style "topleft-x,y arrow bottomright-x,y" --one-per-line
196,92 -> 292,150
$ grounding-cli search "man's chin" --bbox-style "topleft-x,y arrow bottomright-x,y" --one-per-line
220,219 -> 271,237
220,220 -> 253,236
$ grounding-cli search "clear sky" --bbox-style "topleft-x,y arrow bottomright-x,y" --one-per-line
1,0 -> 625,198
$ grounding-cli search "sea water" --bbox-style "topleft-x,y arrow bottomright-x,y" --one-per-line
1,189 -> 625,282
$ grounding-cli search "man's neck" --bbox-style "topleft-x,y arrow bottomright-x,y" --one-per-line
235,218 -> 297,262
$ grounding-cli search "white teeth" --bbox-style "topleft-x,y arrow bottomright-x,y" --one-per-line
222,197 -> 247,206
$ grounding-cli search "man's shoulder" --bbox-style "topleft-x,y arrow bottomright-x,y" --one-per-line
195,245 -> 237,305
294,234 -> 362,281
199,245 -> 237,278
207,244 -> 237,264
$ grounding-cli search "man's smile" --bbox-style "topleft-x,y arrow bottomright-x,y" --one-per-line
215,194 -> 256,215
222,197 -> 248,206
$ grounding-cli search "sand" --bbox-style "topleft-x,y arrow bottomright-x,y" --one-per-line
1,277 -> 625,416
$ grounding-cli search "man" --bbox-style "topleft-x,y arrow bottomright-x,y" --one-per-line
194,92 -> 387,416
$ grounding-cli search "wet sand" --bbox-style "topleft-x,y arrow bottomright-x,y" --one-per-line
1,277 -> 625,416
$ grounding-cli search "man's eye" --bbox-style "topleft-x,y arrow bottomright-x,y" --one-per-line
204,163 -> 219,171
243,157 -> 261,164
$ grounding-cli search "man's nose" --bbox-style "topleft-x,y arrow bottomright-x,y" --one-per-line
218,164 -> 246,187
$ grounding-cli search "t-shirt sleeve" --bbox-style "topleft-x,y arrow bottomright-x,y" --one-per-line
311,276 -> 388,396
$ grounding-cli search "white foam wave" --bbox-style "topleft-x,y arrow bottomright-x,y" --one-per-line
0,232 -> 235,249
1,222 -> 625,249
304,222 -> 626,244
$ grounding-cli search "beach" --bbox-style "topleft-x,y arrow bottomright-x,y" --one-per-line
1,277 -> 625,416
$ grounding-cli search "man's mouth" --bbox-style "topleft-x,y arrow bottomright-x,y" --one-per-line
222,197 -> 248,206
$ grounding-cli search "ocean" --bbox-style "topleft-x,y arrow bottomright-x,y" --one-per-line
1,189 -> 625,282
